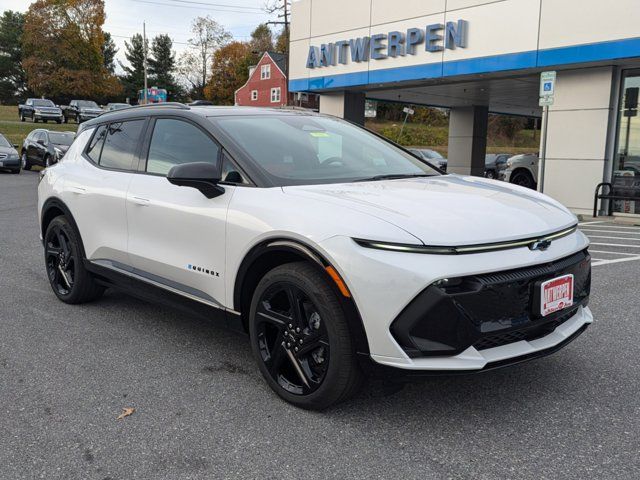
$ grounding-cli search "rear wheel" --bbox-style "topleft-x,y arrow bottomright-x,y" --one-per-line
249,262 -> 363,410
44,216 -> 104,304
510,170 -> 535,189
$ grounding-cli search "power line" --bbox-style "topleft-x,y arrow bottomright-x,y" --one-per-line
160,0 -> 263,11
130,0 -> 268,14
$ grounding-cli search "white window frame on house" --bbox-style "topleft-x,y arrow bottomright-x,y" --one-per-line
270,87 -> 281,103
251,90 -> 258,101
261,64 -> 271,80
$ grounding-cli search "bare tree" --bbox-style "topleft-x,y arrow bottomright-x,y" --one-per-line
178,15 -> 231,98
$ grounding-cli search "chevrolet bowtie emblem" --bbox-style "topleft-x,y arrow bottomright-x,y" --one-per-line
529,239 -> 552,251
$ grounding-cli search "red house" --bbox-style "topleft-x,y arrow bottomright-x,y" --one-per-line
235,51 -> 318,110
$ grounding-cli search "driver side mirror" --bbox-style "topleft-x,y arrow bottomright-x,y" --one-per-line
37,139 -> 45,145
167,162 -> 224,199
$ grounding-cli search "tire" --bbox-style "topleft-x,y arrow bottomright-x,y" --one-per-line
43,119 -> 48,124
21,152 -> 31,171
56,119 -> 62,124
75,114 -> 80,124
33,117 -> 38,123
249,262 -> 363,410
485,169 -> 496,179
20,113 -> 25,122
510,170 -> 536,190
44,216 -> 104,304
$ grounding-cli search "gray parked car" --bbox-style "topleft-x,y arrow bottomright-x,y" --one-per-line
0,133 -> 20,174
409,148 -> 447,171
485,154 -> 511,179
499,153 -> 539,189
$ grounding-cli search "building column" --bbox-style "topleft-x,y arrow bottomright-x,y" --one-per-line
319,92 -> 366,125
447,106 -> 488,176
540,67 -> 615,216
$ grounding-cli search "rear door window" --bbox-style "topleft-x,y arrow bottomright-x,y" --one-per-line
99,120 -> 145,170
86,125 -> 107,163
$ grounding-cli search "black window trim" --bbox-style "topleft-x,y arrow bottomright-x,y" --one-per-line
82,117 -> 151,173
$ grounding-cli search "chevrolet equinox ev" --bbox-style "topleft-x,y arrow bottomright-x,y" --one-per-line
37,105 -> 592,409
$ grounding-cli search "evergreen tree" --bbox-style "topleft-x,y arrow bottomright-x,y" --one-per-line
119,33 -> 147,101
102,32 -> 118,74
148,33 -> 180,98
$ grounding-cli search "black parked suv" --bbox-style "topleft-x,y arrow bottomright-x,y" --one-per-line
18,98 -> 63,123
0,133 -> 21,174
21,129 -> 75,170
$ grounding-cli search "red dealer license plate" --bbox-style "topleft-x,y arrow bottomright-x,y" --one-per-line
540,274 -> 574,317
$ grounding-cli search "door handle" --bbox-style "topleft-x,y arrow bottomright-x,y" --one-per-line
130,196 -> 150,206
70,186 -> 86,194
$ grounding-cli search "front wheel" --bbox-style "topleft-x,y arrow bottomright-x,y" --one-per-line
20,113 -> 25,122
21,152 -> 30,171
510,170 -> 536,190
249,262 -> 363,410
44,216 -> 104,304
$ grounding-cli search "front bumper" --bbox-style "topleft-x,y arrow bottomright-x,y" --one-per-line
35,112 -> 63,120
498,168 -> 513,182
0,158 -> 20,168
319,230 -> 591,370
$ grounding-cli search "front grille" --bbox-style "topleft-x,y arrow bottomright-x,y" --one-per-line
473,307 -> 578,350
390,249 -> 591,357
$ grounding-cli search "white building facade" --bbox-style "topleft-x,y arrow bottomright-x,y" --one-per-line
288,0 -> 640,216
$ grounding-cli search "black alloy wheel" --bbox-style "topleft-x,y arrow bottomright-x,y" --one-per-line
21,152 -> 30,171
255,282 -> 331,396
45,220 -> 76,297
249,262 -> 363,410
44,216 -> 104,304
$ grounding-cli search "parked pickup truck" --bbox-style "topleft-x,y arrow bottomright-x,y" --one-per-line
61,100 -> 104,123
18,98 -> 63,124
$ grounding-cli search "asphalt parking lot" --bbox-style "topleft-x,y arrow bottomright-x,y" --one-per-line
1,171 -> 639,480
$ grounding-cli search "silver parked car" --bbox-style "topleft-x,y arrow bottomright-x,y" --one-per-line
409,148 -> 447,171
499,153 -> 539,189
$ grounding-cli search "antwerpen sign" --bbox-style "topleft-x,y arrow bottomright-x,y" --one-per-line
306,20 -> 468,69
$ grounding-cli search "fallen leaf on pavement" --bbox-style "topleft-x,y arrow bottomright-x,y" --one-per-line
117,407 -> 135,420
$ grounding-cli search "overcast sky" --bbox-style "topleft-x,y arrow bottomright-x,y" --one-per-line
4,0 -> 274,72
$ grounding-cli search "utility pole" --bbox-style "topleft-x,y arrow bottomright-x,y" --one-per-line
143,21 -> 148,104
267,0 -> 290,103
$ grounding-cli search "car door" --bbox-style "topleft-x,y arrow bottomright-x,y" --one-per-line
126,117 -> 235,308
64,120 -> 146,267
29,131 -> 45,164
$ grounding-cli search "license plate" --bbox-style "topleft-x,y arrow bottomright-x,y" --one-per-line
540,274 -> 574,317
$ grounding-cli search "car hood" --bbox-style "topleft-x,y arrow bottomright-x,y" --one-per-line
283,175 -> 576,246
0,146 -> 18,156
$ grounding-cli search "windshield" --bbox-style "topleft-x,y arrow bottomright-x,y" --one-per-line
77,100 -> 99,108
423,149 -> 443,159
49,132 -> 74,145
0,135 -> 11,148
33,99 -> 55,107
212,115 -> 440,186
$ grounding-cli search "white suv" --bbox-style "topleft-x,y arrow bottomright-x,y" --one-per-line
37,105 -> 593,409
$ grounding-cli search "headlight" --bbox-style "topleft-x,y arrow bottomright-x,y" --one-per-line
8,153 -> 19,160
34,108 -> 42,114
505,160 -> 513,168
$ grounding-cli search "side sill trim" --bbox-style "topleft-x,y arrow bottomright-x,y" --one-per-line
90,259 -> 231,312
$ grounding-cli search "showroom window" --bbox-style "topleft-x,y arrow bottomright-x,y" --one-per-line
146,118 -> 219,176
270,87 -> 281,103
261,64 -> 270,80
251,90 -> 258,101
612,70 -> 640,214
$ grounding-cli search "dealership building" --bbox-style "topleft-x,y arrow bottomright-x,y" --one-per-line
288,0 -> 640,217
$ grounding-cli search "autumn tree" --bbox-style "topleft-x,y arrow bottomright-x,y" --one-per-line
119,33 -> 147,101
22,0 -> 121,99
0,10 -> 28,102
204,41 -> 252,105
250,23 -> 273,54
178,16 -> 231,98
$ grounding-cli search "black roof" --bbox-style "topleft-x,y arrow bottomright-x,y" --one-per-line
266,51 -> 287,75
80,104 -> 321,130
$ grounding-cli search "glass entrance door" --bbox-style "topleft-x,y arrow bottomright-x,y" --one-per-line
613,71 -> 640,214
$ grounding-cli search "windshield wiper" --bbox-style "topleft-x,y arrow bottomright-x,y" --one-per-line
354,173 -> 434,182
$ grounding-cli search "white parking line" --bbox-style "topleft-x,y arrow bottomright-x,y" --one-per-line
589,250 -> 640,256
592,256 -> 640,267
586,235 -> 640,241
578,221 -> 606,225
590,242 -> 640,248
581,229 -> 640,235
580,224 -> 640,230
